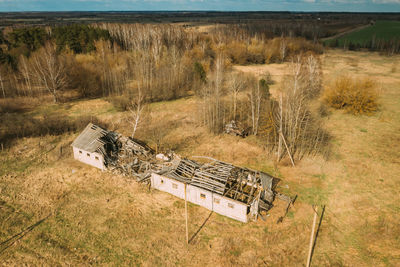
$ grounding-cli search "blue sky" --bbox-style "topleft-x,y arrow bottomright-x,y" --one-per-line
0,0 -> 399,12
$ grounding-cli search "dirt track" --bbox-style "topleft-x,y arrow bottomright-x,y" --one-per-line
321,24 -> 371,41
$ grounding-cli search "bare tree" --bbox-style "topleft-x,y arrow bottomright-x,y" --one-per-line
280,37 -> 287,62
128,86 -> 145,138
304,54 -> 322,98
248,82 -> 256,135
197,52 -> 227,133
0,67 -> 5,98
248,78 -> 267,135
228,72 -> 245,120
19,55 -> 32,96
213,52 -> 225,130
274,54 -> 326,164
31,42 -> 68,103
95,40 -> 110,96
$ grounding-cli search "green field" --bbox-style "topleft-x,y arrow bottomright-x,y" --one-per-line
327,20 -> 400,47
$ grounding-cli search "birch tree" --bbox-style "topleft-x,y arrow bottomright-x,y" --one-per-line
280,37 -> 287,62
274,54 -> 326,164
199,52 -> 227,133
0,67 -> 5,98
228,72 -> 245,120
31,42 -> 68,103
19,55 -> 32,96
128,86 -> 145,138
249,77 -> 269,135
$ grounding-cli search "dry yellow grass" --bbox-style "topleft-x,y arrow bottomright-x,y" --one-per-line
1,49 -> 400,266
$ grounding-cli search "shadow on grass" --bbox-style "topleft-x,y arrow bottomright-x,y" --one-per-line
189,211 -> 213,244
0,213 -> 53,256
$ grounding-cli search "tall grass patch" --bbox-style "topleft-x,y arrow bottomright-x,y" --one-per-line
323,76 -> 379,115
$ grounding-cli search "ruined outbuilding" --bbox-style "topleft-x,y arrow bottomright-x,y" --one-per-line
72,123 -> 282,223
71,123 -> 115,170
152,157 -> 279,222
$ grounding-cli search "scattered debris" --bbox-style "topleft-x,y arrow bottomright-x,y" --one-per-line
277,194 -> 297,224
224,120 -> 250,138
106,135 -> 161,182
156,153 -> 170,161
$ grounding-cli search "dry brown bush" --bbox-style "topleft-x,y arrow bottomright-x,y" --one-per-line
324,76 -> 379,115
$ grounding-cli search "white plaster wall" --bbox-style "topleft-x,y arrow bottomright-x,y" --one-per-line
187,185 -> 213,211
150,173 -> 186,199
212,195 -> 248,223
151,174 -> 248,223
73,147 -> 105,170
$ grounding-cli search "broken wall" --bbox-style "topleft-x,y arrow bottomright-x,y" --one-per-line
73,147 -> 105,170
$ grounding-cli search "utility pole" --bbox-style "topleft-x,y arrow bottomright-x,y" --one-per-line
306,205 -> 318,267
184,183 -> 189,244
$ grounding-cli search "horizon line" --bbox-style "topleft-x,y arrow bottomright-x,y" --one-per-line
1,10 -> 400,13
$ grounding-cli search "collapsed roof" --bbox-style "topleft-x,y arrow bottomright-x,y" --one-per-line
71,123 -> 119,164
164,156 -> 279,209
71,123 -> 109,153
72,123 -> 282,216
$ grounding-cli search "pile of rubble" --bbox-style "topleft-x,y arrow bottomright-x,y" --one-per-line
224,120 -> 250,138
104,134 -> 176,183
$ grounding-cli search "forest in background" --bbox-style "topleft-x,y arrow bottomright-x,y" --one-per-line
0,20 -> 384,164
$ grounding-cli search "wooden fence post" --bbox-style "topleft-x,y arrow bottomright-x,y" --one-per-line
306,205 -> 318,267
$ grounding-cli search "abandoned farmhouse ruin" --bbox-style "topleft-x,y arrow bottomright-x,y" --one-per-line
72,123 -> 281,223
71,124 -> 110,170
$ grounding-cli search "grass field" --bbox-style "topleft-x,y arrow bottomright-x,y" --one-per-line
1,49 -> 400,266
325,20 -> 400,47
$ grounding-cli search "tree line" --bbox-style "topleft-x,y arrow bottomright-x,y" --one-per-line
2,25 -> 110,60
0,23 -> 331,162
0,23 -> 323,100
326,37 -> 400,55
